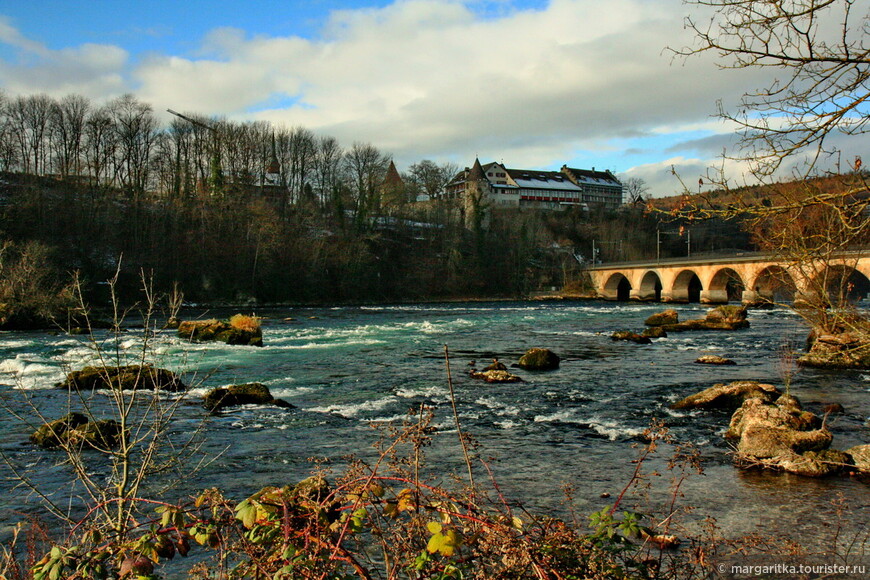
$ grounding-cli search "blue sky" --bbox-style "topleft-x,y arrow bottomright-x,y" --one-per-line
0,0 -> 786,195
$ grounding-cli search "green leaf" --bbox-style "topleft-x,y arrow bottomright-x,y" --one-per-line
426,521 -> 442,534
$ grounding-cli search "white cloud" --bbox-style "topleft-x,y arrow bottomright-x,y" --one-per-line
0,17 -> 128,99
0,0 -> 783,183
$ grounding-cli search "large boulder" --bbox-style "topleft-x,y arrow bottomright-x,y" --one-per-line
726,397 -> 822,441
30,412 -> 88,447
705,305 -> 748,324
178,318 -> 263,347
57,365 -> 187,392
641,327 -> 667,339
645,309 -> 679,327
30,412 -> 123,449
671,381 -> 780,411
203,383 -> 294,412
517,348 -> 560,370
737,424 -> 833,459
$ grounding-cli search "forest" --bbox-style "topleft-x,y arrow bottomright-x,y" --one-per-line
0,91 -> 752,324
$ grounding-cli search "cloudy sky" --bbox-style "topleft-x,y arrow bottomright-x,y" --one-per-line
0,0 -> 794,196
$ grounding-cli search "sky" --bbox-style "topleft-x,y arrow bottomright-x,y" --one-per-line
0,0 -> 828,196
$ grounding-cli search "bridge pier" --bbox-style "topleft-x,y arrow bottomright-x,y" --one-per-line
700,290 -> 728,304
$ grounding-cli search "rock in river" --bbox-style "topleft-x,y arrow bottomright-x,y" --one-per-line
178,318 -> 263,347
31,412 -> 124,449
671,380 -> 780,411
695,355 -> 736,365
203,382 -> 294,412
57,365 -> 187,392
517,348 -> 560,370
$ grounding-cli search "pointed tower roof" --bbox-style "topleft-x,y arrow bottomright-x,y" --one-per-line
384,159 -> 403,187
266,133 -> 280,175
468,157 -> 485,182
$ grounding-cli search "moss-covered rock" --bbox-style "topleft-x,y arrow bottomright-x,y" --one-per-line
30,412 -> 89,447
641,326 -> 667,339
611,330 -> 652,344
517,348 -> 560,370
203,382 -> 294,412
178,318 -> 263,347
671,380 -> 780,411
57,365 -> 187,392
30,413 -> 123,449
645,309 -> 679,327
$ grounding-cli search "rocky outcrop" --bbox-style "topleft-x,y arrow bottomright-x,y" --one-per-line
645,309 -> 679,327
57,365 -> 187,392
695,355 -> 736,365
203,383 -> 294,412
30,412 -> 123,449
178,318 -> 263,347
470,370 -> 523,383
728,394 -> 855,477
671,381 -> 780,411
798,331 -> 870,369
611,331 -> 652,344
517,348 -> 560,370
661,306 -> 750,332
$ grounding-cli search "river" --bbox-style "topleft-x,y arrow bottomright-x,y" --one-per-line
1,300 -> 868,556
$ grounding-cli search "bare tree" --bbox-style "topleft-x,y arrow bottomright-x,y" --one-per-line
670,0 -> 870,367
621,176 -> 650,206
8,94 -> 54,175
675,0 -> 870,178
408,159 -> 459,201
313,135 -> 344,209
83,105 -> 117,186
51,94 -> 91,178
109,94 -> 159,196
343,141 -> 390,222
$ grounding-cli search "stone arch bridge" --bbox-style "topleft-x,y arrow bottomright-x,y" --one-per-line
587,252 -> 870,304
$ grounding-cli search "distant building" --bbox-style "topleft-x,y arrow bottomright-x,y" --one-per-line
444,159 -> 623,211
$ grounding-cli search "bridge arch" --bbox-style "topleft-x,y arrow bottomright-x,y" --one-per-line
670,269 -> 703,303
601,272 -> 632,301
813,264 -> 870,304
704,267 -> 745,303
634,270 -> 663,301
751,266 -> 797,303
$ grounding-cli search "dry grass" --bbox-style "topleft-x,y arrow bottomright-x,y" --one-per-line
229,313 -> 261,333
